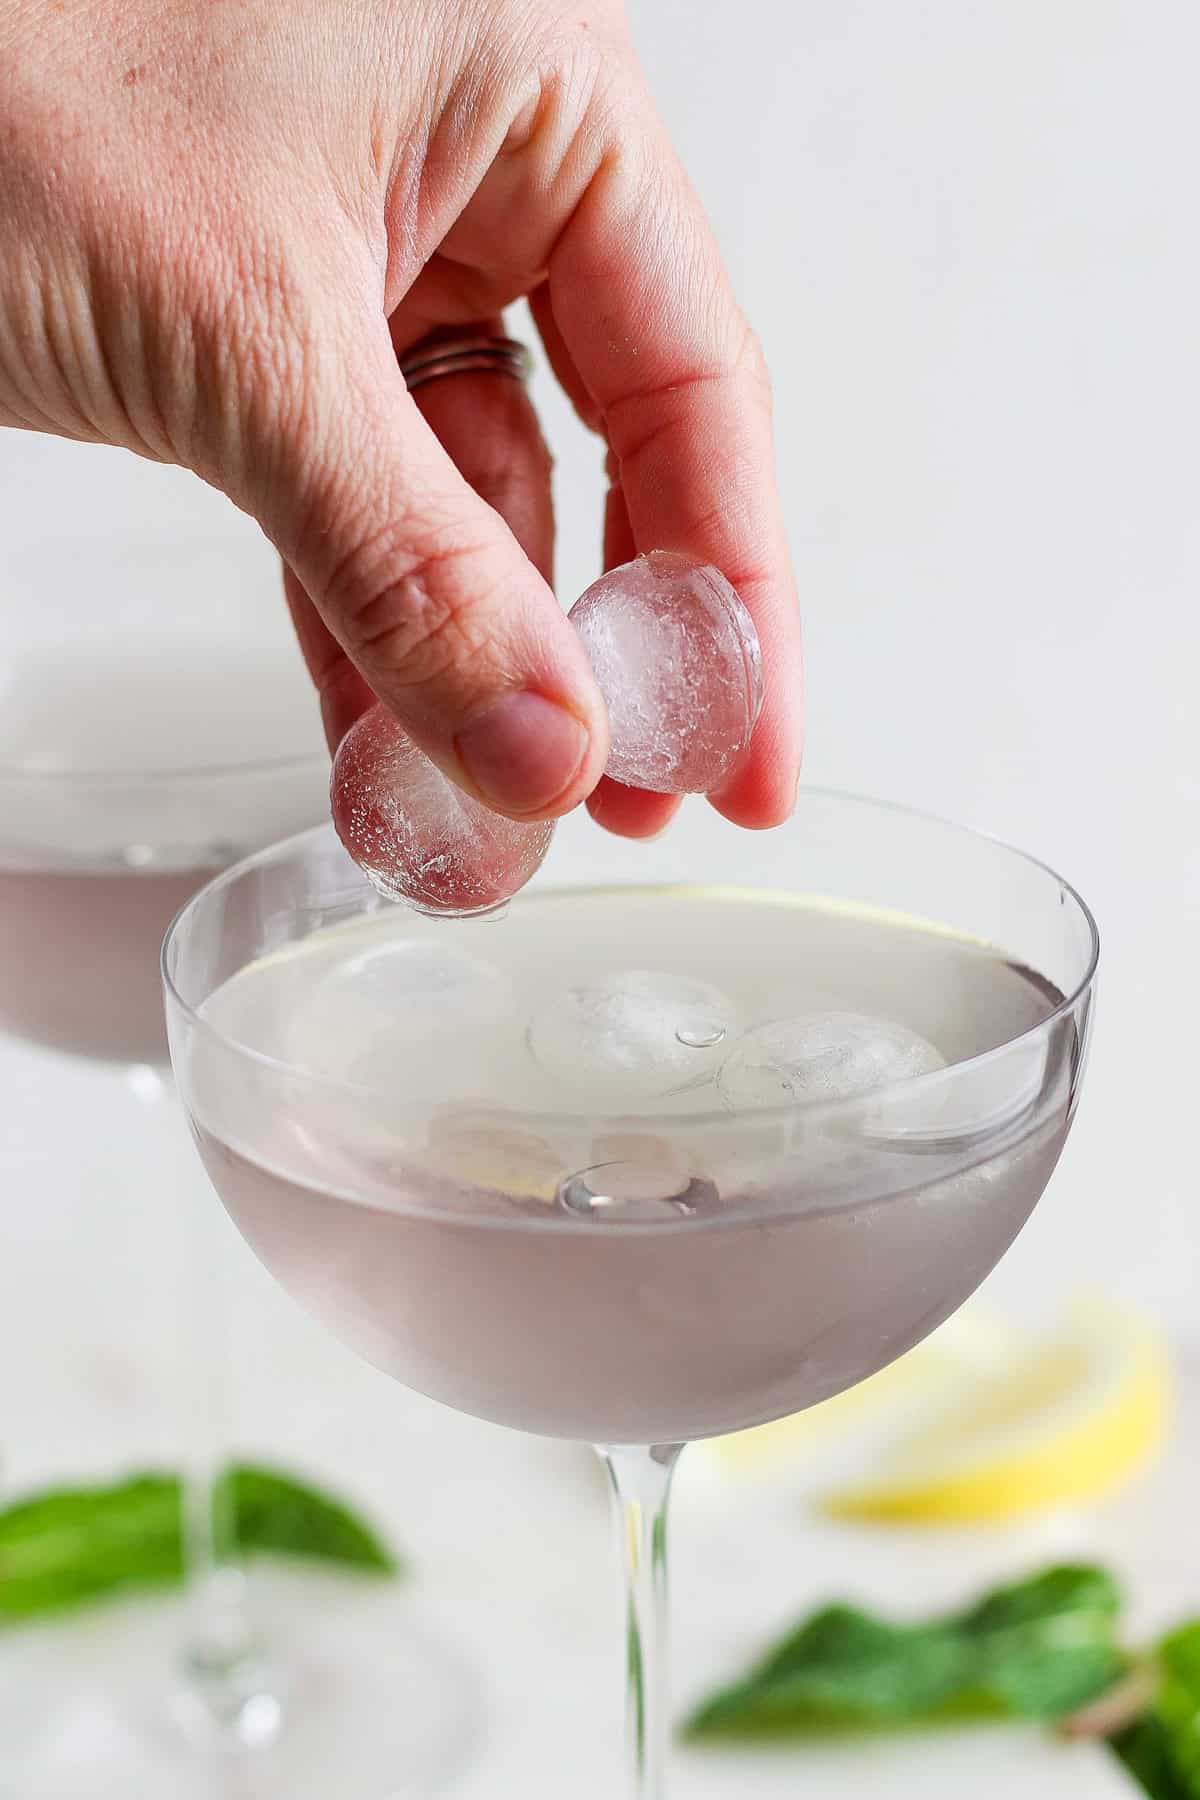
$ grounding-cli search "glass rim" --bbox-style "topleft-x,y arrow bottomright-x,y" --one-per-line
161,787 -> 1100,1136
0,745 -> 329,790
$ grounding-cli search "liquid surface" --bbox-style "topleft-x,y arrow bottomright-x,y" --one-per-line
192,889 -> 1071,1443
203,889 -> 1055,1114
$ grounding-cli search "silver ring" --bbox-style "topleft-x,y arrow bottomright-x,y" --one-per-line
400,333 -> 532,393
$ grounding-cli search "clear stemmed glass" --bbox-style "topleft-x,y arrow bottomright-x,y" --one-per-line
0,535 -> 477,1795
0,744 -> 326,1750
164,793 -> 1098,1798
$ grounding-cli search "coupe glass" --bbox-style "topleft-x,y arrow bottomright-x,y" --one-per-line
0,535 -> 474,1796
164,794 -> 1098,1798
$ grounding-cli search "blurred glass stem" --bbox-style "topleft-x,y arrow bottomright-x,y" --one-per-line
128,1064 -> 282,1751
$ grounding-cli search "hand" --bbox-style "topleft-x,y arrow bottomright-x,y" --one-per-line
0,0 -> 801,834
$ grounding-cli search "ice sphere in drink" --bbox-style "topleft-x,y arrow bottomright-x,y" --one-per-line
285,937 -> 511,1090
569,552 -> 763,793
526,968 -> 736,1105
330,704 -> 553,916
718,1011 -> 946,1110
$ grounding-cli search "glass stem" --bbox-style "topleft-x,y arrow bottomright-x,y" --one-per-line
129,1064 -> 280,1749
599,1443 -> 685,1800
179,1164 -> 257,1696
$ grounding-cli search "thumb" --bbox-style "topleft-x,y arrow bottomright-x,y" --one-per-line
242,314 -> 607,821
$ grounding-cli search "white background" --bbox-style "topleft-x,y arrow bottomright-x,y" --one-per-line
1,2 -> 1197,1795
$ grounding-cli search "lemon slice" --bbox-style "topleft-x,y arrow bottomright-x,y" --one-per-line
705,1309 -> 1015,1478
823,1301 -> 1169,1523
421,1117 -> 563,1202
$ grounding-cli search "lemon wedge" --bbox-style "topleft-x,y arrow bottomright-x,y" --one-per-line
823,1301 -> 1169,1524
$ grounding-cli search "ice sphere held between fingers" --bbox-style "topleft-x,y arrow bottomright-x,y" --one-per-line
718,1012 -> 946,1110
569,552 -> 763,793
527,969 -> 737,1105
331,704 -> 553,916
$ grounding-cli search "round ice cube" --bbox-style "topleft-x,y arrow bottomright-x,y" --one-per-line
718,1012 -> 946,1110
569,552 -> 763,793
331,705 -> 553,916
286,937 -> 513,1094
527,970 -> 737,1106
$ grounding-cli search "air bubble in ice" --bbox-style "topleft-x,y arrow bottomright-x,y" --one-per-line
718,1012 -> 946,1110
675,1024 -> 726,1050
331,704 -> 553,916
569,552 -> 763,793
527,969 -> 736,1105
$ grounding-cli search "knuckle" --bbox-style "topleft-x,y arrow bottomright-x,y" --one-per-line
328,521 -> 502,696
505,33 -> 608,150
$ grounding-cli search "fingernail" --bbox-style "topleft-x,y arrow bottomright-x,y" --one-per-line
456,690 -> 589,816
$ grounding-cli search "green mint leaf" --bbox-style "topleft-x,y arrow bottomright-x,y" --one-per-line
225,1464 -> 397,1574
0,1475 -> 183,1620
1109,1715 -> 1193,1800
1153,1624 -> 1200,1793
0,1464 -> 397,1623
684,1564 -> 1125,1741
1108,1623 -> 1200,1799
959,1565 -> 1121,1634
960,1566 -> 1124,1720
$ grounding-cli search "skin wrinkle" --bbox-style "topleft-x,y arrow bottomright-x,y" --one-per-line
381,9 -> 506,297
79,242 -> 160,457
42,263 -> 114,448
382,136 -> 430,307
0,259 -> 44,419
605,372 -> 755,476
0,265 -> 78,436
198,219 -> 378,502
334,519 -> 487,642
321,509 -> 505,679
351,571 -> 500,691
399,18 -> 613,330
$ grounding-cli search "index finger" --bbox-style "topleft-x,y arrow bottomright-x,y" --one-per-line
543,114 -> 802,828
